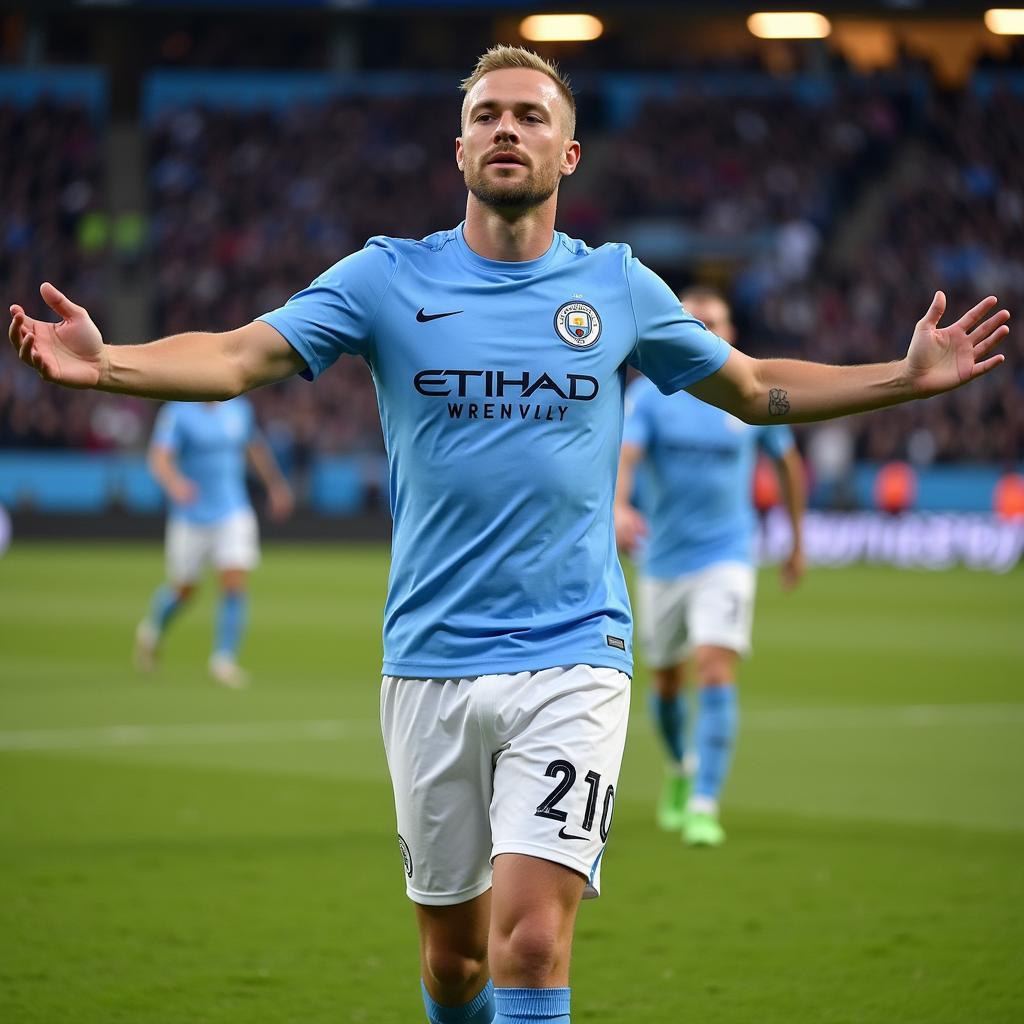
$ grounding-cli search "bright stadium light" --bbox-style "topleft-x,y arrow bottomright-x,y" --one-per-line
747,12 -> 832,39
520,14 -> 604,42
985,9 -> 1024,34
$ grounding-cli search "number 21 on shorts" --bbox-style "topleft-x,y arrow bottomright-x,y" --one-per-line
535,759 -> 615,842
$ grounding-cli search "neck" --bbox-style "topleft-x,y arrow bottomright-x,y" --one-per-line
462,193 -> 558,262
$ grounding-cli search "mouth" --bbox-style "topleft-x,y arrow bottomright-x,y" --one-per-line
487,152 -> 526,167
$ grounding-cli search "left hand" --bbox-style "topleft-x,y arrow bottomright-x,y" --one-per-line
904,292 -> 1009,397
267,483 -> 294,522
780,547 -> 806,591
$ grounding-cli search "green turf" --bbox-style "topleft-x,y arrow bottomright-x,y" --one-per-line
1,543 -> 1022,1023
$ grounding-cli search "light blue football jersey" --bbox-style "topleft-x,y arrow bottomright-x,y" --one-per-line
622,376 -> 795,578
258,225 -> 729,678
151,398 -> 256,525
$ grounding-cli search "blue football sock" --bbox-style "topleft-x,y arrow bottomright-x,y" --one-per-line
213,591 -> 247,659
494,987 -> 570,1023
693,684 -> 738,803
149,584 -> 184,633
421,979 -> 495,1023
649,691 -> 687,764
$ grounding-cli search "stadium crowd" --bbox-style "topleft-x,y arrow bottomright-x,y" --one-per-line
147,96 -> 467,459
0,99 -> 115,450
2,67 -> 1021,477
744,84 -> 1024,464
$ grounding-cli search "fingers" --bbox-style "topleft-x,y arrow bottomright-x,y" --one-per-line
919,290 -> 946,328
955,295 -> 998,333
26,338 -> 55,378
10,309 -> 40,366
7,305 -> 56,378
969,308 -> 1010,345
14,313 -> 35,361
973,325 -> 1010,363
8,306 -> 32,348
8,307 -> 21,347
40,281 -> 81,320
970,353 -> 1006,380
19,331 -> 36,364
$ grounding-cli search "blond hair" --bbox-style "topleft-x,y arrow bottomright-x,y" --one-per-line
460,44 -> 576,136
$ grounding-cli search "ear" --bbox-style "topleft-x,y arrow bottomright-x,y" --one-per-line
560,139 -> 581,178
455,136 -> 464,172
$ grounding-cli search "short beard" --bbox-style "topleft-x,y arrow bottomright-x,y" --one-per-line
465,167 -> 560,213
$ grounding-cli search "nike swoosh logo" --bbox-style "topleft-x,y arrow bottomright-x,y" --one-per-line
558,827 -> 588,841
416,308 -> 463,323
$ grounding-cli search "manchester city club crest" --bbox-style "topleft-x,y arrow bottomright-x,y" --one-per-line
554,301 -> 602,349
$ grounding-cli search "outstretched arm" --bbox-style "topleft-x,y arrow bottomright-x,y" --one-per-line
246,438 -> 294,522
614,442 -> 648,554
9,283 -> 306,400
148,444 -> 197,506
774,446 -> 806,590
687,292 -> 1009,424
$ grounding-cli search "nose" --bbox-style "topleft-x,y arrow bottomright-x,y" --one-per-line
492,111 -> 519,143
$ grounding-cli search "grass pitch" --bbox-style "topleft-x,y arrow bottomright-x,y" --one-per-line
1,542 -> 1022,1023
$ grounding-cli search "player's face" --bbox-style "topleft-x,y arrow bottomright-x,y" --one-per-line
684,297 -> 735,344
457,68 -> 579,212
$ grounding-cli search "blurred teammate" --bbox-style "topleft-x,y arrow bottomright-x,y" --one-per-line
9,45 -> 1009,1024
134,399 -> 293,687
615,287 -> 805,847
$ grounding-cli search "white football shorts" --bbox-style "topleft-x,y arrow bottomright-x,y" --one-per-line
165,508 -> 260,584
637,560 -> 757,669
380,664 -> 631,907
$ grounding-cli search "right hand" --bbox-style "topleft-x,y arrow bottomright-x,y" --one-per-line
780,546 -> 806,591
8,283 -> 105,389
167,477 -> 197,505
267,482 -> 295,522
614,504 -> 648,554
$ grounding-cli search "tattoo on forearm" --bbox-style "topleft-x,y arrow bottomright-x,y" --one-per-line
768,388 -> 790,417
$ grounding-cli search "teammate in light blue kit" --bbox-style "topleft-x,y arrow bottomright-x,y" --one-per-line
616,287 -> 806,847
10,46 -> 1010,1024
134,398 -> 293,687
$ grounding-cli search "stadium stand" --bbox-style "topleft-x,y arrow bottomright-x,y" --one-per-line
1,59 -> 1021,515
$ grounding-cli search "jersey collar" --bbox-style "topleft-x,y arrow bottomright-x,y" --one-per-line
454,222 -> 562,277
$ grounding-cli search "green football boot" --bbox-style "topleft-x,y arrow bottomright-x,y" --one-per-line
655,773 -> 690,832
683,810 -> 725,847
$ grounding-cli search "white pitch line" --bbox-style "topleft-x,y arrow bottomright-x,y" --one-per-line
736,702 -> 1024,731
0,703 -> 1022,753
0,718 -> 378,752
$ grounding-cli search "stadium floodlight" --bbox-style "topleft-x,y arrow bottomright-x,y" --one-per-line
747,12 -> 832,39
985,8 -> 1024,33
519,14 -> 605,42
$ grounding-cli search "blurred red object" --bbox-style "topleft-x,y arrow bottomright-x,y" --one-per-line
874,461 -> 917,514
752,455 -> 781,511
993,473 -> 1024,520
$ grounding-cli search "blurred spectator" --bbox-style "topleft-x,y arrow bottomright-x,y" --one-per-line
746,85 -> 1023,463
3,64 -> 1021,480
0,97 -> 115,450
146,97 -> 469,455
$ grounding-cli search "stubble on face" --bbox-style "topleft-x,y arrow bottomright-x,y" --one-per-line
463,152 -> 563,212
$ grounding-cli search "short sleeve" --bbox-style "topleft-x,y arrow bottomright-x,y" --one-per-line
622,379 -> 657,452
758,424 -> 796,459
151,403 -> 180,451
256,238 -> 399,380
626,259 -> 730,394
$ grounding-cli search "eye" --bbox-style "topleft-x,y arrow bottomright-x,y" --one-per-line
523,114 -> 543,124
475,113 -> 494,123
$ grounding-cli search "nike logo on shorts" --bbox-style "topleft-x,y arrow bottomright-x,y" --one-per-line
416,308 -> 463,323
557,826 -> 588,841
